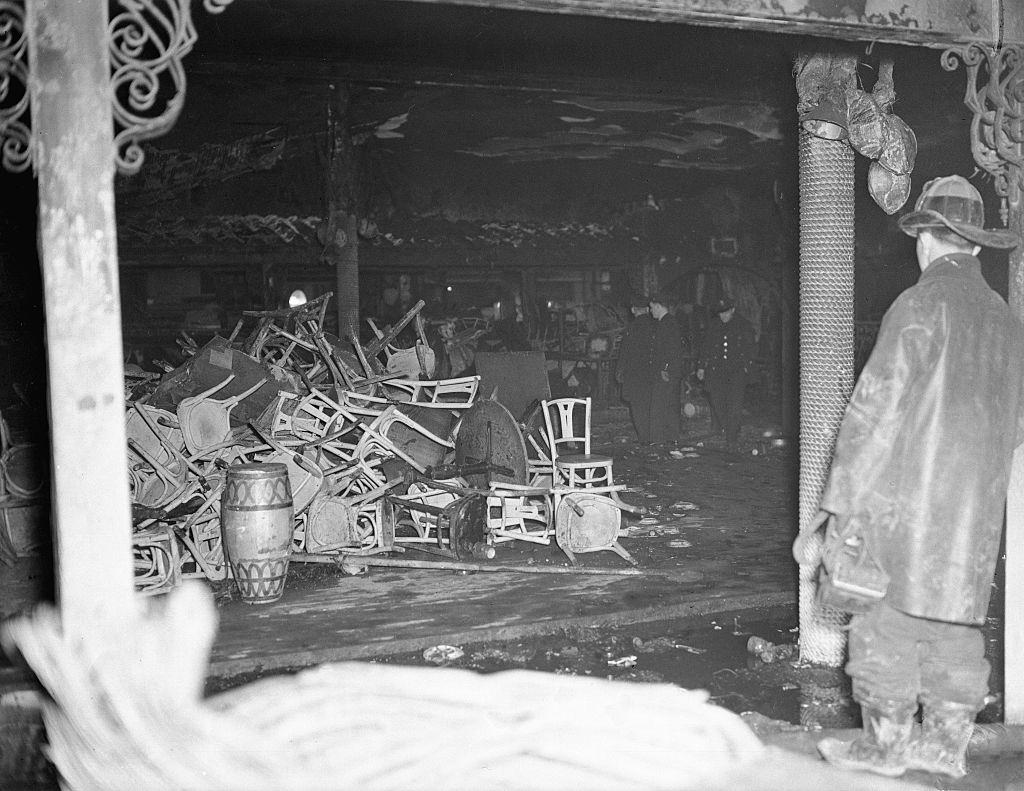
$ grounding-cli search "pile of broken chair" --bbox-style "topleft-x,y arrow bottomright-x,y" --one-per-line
0,396 -> 48,565
126,293 -> 642,597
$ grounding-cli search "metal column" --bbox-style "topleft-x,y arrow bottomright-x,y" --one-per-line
797,129 -> 855,666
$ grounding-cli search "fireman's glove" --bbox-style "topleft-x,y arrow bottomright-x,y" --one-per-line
792,509 -> 833,565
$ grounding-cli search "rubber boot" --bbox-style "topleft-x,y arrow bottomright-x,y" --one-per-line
817,700 -> 915,777
904,702 -> 975,778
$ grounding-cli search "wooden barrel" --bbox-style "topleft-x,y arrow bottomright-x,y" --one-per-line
221,463 -> 294,604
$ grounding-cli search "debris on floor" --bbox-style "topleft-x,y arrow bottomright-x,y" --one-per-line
422,644 -> 465,664
747,636 -> 798,664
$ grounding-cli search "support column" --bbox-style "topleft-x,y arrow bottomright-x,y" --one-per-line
27,0 -> 134,627
796,130 -> 855,668
327,83 -> 360,341
794,52 -> 858,669
336,213 -> 360,341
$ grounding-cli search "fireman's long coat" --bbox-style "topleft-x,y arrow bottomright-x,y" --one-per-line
820,253 -> 1024,624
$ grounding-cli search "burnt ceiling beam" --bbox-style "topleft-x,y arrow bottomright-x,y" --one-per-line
187,57 -> 754,104
376,0 -> 1022,49
117,243 -> 640,270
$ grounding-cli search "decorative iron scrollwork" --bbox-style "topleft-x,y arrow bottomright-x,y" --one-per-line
203,0 -> 234,12
0,1 -> 31,173
111,0 -> 237,175
942,44 -> 1024,223
0,0 -> 235,176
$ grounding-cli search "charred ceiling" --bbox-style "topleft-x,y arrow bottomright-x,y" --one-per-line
102,1 -> 982,284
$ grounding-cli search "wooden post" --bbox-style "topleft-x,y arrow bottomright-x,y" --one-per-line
1005,204 -> 1024,724
337,212 -> 359,340
27,0 -> 135,627
327,83 -> 360,341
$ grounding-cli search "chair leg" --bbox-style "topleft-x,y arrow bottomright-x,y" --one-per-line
559,544 -> 578,566
610,541 -> 638,566
609,490 -> 645,515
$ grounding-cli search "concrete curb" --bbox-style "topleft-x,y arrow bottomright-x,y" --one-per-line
207,589 -> 796,680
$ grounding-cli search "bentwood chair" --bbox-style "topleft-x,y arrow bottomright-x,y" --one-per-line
541,397 -> 614,490
178,375 -> 267,455
550,485 -> 637,566
485,482 -> 552,545
383,375 -> 480,409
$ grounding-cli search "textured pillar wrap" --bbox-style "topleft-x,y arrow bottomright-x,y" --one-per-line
797,130 -> 855,666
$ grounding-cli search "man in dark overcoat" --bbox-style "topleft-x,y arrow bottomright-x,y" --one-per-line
615,294 -> 655,442
697,298 -> 756,448
644,294 -> 682,444
794,175 -> 1024,779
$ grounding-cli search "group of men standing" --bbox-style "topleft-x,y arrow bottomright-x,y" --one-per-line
616,293 -> 756,448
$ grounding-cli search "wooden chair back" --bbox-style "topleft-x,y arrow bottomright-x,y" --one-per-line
541,397 -> 592,462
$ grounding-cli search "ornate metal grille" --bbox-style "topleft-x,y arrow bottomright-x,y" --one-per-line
0,0 -> 236,176
942,44 -> 1024,222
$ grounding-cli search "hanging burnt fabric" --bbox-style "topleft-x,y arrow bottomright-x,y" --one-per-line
867,160 -> 912,216
846,92 -> 887,160
878,115 -> 917,176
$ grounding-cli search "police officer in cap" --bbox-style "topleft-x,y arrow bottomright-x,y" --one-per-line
615,293 -> 656,442
645,293 -> 682,444
697,297 -> 756,449
616,292 -> 681,444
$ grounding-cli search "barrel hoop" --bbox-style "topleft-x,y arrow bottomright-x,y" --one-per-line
231,557 -> 290,602
223,501 -> 293,513
224,476 -> 292,508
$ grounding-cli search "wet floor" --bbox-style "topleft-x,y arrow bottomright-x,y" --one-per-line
372,605 -> 824,725
4,605 -> 1018,791
365,603 -> 1006,730
201,602 -> 1024,790
368,606 -> 1019,790
2,406 -> 1021,788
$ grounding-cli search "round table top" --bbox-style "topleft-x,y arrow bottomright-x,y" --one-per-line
454,398 -> 529,488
